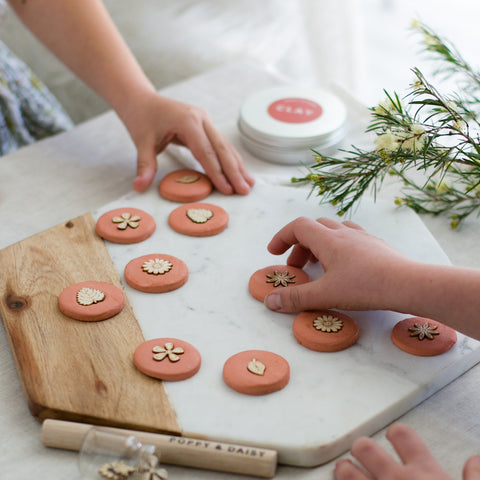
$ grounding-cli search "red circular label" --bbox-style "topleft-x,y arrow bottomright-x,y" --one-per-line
267,97 -> 322,123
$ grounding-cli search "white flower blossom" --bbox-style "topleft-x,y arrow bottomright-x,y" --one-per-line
375,131 -> 402,152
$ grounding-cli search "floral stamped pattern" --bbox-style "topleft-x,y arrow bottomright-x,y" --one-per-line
152,343 -> 184,362
266,270 -> 296,287
76,287 -> 105,306
313,315 -> 343,333
142,258 -> 173,275
112,212 -> 141,230
409,322 -> 440,341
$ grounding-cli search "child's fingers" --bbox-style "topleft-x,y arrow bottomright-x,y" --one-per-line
386,423 -> 438,465
350,436 -> 401,479
133,147 -> 157,191
267,217 -> 329,255
334,459 -> 371,480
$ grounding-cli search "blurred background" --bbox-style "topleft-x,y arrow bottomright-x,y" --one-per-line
1,0 -> 479,123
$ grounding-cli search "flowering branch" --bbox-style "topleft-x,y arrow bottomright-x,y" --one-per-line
293,21 -> 480,228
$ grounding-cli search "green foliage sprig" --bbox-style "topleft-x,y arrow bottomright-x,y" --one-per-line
293,21 -> 480,228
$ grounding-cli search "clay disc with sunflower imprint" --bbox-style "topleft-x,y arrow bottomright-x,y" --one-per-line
134,338 -> 201,381
292,310 -> 360,352
391,316 -> 457,356
58,281 -> 125,322
248,265 -> 310,302
124,254 -> 188,293
95,207 -> 156,244
159,168 -> 213,202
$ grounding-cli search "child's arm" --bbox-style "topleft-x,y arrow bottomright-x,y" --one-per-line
7,0 -> 254,194
265,217 -> 480,340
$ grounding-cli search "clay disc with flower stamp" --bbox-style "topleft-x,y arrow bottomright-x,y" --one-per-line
223,350 -> 290,395
248,265 -> 310,302
159,168 -> 213,202
124,254 -> 188,293
293,310 -> 360,352
58,281 -> 125,322
95,207 -> 156,244
391,316 -> 457,357
168,202 -> 229,237
134,338 -> 201,381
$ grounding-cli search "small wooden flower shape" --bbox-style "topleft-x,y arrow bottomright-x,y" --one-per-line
137,453 -> 168,480
152,342 -> 185,362
176,174 -> 200,184
266,271 -> 296,287
142,258 -> 173,275
247,358 -> 266,376
98,461 -> 135,480
76,287 -> 105,306
313,315 -> 343,333
112,212 -> 141,230
186,208 -> 213,224
409,322 -> 440,340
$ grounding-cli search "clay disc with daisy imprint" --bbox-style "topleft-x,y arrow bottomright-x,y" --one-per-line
293,310 -> 360,352
391,317 -> 457,356
95,207 -> 156,244
168,202 -> 229,237
248,265 -> 310,302
58,281 -> 125,322
134,338 -> 202,381
124,254 -> 188,293
159,168 -> 213,202
223,350 -> 290,395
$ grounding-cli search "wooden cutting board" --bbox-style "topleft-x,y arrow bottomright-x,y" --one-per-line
0,213 -> 180,434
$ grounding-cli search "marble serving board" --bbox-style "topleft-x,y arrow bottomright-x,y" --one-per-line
95,182 -> 480,467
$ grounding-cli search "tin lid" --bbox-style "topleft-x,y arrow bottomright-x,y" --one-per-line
238,86 -> 347,148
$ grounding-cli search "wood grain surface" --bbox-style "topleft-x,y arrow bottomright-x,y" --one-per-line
0,213 -> 180,435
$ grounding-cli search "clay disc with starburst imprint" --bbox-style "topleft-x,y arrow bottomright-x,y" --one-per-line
124,254 -> 188,293
58,281 -> 125,322
248,264 -> 310,302
293,310 -> 360,352
159,168 -> 213,202
134,338 -> 201,381
391,316 -> 457,356
95,207 -> 156,244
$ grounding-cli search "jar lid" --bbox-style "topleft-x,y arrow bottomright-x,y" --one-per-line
238,86 -> 347,164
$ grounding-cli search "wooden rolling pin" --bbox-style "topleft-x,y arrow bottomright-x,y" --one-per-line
42,419 -> 278,478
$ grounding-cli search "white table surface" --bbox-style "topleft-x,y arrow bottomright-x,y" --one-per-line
1,62 -> 480,479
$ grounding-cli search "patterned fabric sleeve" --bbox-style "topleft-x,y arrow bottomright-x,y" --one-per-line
0,39 -> 73,155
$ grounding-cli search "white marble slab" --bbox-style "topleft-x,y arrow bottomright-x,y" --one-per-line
94,182 -> 480,467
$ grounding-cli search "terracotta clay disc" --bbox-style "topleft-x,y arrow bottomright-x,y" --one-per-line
391,316 -> 457,357
96,207 -> 156,244
293,310 -> 360,352
58,281 -> 125,322
248,265 -> 310,302
134,338 -> 201,381
223,350 -> 290,395
159,168 -> 213,202
168,202 -> 229,237
124,254 -> 188,293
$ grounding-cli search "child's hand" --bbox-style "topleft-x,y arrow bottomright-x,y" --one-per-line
125,93 -> 255,195
264,217 -> 414,313
335,423 -> 480,480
